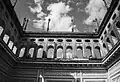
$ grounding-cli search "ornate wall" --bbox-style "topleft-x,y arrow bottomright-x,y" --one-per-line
108,59 -> 120,82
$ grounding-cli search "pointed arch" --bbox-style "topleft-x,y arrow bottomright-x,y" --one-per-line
8,41 -> 13,50
37,46 -> 44,58
19,47 -> 25,58
47,45 -> 54,58
66,46 -> 73,59
76,46 -> 83,59
106,37 -> 112,50
110,31 -> 118,44
3,34 -> 9,44
57,46 -> 63,58
116,21 -> 120,33
102,43 -> 108,57
84,46 -> 92,58
28,48 -> 34,58
13,46 -> 17,54
94,46 -> 101,58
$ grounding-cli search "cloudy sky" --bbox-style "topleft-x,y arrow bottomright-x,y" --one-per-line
10,0 -> 111,33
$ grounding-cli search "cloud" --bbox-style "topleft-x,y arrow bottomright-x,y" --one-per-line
47,2 -> 71,14
83,0 -> 111,26
45,2 -> 74,31
29,4 -> 42,13
50,15 -> 73,31
29,0 -> 44,13
28,0 -> 46,30
29,1 -> 77,32
32,19 -> 44,29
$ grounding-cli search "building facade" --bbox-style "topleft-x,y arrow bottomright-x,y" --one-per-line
0,0 -> 120,82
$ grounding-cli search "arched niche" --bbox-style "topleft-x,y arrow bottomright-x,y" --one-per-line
75,46 -> 83,59
94,46 -> 101,58
84,46 -> 92,58
47,45 -> 54,58
37,45 -> 44,58
19,47 -> 25,58
66,46 -> 73,59
110,31 -> 118,45
28,48 -> 35,58
0,26 -> 3,35
57,46 -> 63,59
106,37 -> 112,50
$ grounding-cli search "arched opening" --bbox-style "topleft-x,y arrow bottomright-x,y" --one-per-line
47,45 -> 54,58
37,46 -> 44,58
75,46 -> 83,59
116,21 -> 120,33
84,46 -> 92,58
102,43 -> 108,56
0,26 -> 3,35
3,34 -> 9,44
19,48 -> 25,58
57,46 -> 63,59
112,13 -> 116,20
8,41 -> 13,50
13,46 -> 17,54
66,46 -> 73,59
110,31 -> 118,44
28,48 -> 34,58
94,46 -> 101,58
107,23 -> 111,28
106,38 -> 112,50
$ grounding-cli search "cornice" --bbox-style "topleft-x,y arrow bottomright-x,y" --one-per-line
23,32 -> 98,38
0,40 -> 17,67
